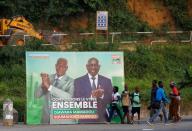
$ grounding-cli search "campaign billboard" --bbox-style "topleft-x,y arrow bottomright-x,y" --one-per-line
26,52 -> 124,124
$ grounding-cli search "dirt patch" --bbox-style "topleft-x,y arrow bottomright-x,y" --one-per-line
128,0 -> 175,29
188,0 -> 192,17
69,14 -> 89,32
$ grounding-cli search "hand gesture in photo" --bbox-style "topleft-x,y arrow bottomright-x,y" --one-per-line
91,85 -> 104,98
40,73 -> 50,90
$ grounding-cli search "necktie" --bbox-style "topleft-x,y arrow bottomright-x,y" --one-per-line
54,78 -> 59,87
91,77 -> 96,90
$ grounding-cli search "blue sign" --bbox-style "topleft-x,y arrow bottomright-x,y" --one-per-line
96,11 -> 108,30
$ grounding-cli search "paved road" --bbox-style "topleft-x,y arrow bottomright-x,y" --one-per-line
0,117 -> 191,131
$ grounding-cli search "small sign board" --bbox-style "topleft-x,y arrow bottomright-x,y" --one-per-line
96,11 -> 108,30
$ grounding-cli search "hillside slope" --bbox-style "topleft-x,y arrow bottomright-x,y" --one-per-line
49,0 -> 191,31
127,0 -> 175,29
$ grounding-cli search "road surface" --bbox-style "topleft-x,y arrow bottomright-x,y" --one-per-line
0,116 -> 191,131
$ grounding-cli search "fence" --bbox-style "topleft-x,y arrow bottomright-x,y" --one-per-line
0,31 -> 191,46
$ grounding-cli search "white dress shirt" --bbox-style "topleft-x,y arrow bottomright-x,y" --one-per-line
88,73 -> 98,89
88,73 -> 104,99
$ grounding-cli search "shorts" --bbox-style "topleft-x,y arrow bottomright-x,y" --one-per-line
122,106 -> 129,113
131,107 -> 140,115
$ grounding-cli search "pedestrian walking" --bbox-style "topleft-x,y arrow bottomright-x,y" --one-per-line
148,80 -> 163,121
121,84 -> 131,124
130,86 -> 141,123
147,81 -> 169,125
108,86 -> 123,123
169,81 -> 181,122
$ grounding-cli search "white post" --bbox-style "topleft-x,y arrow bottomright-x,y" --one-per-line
3,99 -> 13,126
112,33 -> 114,44
110,32 -> 121,44
24,35 -> 30,45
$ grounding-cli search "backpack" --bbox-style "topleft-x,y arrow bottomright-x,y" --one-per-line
130,92 -> 141,104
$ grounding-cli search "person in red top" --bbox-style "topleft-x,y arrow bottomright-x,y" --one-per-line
172,85 -> 179,95
169,81 -> 181,122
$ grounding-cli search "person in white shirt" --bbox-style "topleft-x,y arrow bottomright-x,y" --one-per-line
108,86 -> 123,123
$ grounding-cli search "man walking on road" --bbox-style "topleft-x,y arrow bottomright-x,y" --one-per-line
147,81 -> 169,125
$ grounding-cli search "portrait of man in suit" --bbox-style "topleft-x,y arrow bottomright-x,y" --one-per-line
74,57 -> 113,123
35,58 -> 74,124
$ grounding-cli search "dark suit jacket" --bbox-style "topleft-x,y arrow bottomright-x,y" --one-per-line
74,74 -> 113,123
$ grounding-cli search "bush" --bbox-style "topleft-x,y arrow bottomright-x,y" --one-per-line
0,40 -> 59,121
124,45 -> 192,80
164,0 -> 192,30
71,39 -> 119,51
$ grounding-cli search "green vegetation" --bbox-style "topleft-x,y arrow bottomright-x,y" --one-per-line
0,0 -> 106,26
164,0 -> 192,30
1,0 -> 191,31
125,45 -> 192,79
0,40 -> 59,120
103,0 -> 151,32
124,45 -> 192,103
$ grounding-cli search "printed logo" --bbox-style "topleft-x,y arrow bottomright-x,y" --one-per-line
112,55 -> 121,64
